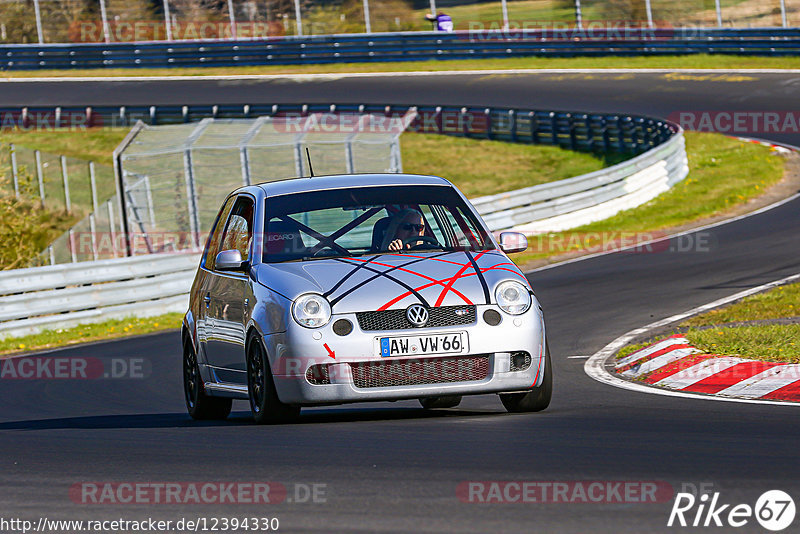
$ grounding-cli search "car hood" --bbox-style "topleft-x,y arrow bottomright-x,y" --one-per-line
255,250 -> 530,313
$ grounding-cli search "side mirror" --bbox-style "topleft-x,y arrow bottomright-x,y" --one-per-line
215,249 -> 247,271
499,232 -> 528,254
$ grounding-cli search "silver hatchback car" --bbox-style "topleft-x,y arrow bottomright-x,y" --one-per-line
182,174 -> 551,423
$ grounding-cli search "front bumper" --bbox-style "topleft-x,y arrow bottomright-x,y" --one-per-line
264,303 -> 546,405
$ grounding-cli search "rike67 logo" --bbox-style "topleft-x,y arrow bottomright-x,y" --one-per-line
668,489 -> 795,531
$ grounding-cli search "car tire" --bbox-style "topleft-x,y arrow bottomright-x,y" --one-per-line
419,396 -> 462,409
499,342 -> 552,413
183,339 -> 232,420
247,334 -> 300,424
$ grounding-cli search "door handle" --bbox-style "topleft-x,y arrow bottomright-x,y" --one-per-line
204,294 -> 211,308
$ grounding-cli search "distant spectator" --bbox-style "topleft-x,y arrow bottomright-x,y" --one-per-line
425,12 -> 454,32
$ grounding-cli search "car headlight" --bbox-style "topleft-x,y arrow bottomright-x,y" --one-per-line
494,280 -> 531,315
292,293 -> 332,328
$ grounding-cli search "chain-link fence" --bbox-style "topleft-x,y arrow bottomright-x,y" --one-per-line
0,143 -> 116,214
1,0 -> 796,44
0,143 -> 122,266
36,111 -> 414,262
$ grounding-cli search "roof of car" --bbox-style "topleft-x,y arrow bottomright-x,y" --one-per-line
253,173 -> 452,197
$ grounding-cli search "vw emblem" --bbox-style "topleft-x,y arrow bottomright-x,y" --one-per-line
406,305 -> 429,328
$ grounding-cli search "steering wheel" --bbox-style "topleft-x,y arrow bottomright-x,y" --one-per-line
402,235 -> 440,250
311,246 -> 340,257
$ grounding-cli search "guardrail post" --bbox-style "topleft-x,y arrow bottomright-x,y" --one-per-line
48,245 -> 55,266
550,112 -> 558,146
35,150 -> 45,208
509,109 -> 516,142
150,106 -> 157,125
485,108 -> 492,140
602,117 -> 611,153
528,112 -> 538,144
567,114 -> 577,150
9,144 -> 19,199
60,155 -> 71,214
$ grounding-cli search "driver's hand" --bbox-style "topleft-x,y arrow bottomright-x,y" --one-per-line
388,239 -> 404,251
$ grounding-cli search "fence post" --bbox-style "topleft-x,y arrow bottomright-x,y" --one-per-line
294,0 -> 303,36
89,213 -> 98,260
363,0 -> 372,33
35,150 -> 45,208
60,155 -> 71,214
163,0 -> 173,41
89,163 -> 99,259
48,245 -> 55,266
68,229 -> 77,263
780,0 -> 788,27
9,144 -> 19,199
183,149 -> 201,249
99,0 -> 111,43
33,0 -> 43,44
227,0 -> 237,38
107,200 -> 118,257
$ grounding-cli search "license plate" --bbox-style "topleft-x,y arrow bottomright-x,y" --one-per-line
378,332 -> 468,358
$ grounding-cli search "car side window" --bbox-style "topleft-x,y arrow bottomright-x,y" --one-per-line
203,196 -> 237,271
219,196 -> 255,264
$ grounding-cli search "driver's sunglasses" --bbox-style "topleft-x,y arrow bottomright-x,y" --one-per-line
401,223 -> 425,231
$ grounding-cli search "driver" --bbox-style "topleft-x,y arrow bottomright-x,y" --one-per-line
380,209 -> 426,251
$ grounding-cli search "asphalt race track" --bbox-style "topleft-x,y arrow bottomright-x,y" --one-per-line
1,71 -> 800,533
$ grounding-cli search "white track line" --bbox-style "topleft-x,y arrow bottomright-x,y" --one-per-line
584,272 -> 800,407
4,68 -> 800,83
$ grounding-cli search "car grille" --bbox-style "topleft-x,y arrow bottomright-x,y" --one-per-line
356,305 -> 476,331
349,354 -> 490,389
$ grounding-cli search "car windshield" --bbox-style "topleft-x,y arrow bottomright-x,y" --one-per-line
262,185 -> 494,263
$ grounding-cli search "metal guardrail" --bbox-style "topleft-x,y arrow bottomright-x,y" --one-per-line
474,129 -> 688,232
3,28 -> 800,70
0,101 -> 686,336
0,253 -> 199,338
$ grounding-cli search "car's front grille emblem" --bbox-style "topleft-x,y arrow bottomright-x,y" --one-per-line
406,304 -> 429,327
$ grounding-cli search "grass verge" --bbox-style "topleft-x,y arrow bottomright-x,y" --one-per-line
4,55 -> 800,78
617,282 -> 800,365
508,131 -> 787,265
0,313 -> 183,357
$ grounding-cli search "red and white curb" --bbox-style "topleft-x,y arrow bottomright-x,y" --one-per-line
584,272 -> 800,407
615,335 -> 800,401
